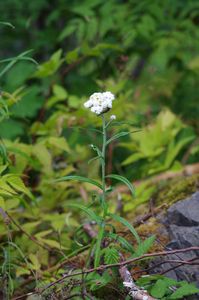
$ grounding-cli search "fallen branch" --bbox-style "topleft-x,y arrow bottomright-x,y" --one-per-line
40,246 -> 199,293
119,265 -> 156,300
132,256 -> 199,276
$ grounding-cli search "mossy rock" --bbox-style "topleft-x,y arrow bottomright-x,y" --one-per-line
128,174 -> 199,220
125,174 -> 199,251
154,174 -> 199,207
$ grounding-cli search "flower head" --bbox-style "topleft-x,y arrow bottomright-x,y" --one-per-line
84,91 -> 115,115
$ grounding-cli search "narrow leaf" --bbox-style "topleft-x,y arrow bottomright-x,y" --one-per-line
109,213 -> 140,244
106,130 -> 141,146
66,203 -> 102,224
106,132 -> 130,146
94,224 -> 104,267
106,174 -> 135,196
107,233 -> 134,253
0,22 -> 15,29
88,156 -> 101,165
55,175 -> 103,190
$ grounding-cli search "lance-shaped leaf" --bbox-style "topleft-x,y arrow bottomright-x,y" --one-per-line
55,175 -> 103,190
107,232 -> 134,253
109,213 -> 140,244
88,156 -> 101,165
66,203 -> 102,224
105,174 -> 135,196
0,22 -> 15,29
106,130 -> 141,146
94,224 -> 105,267
106,131 -> 130,146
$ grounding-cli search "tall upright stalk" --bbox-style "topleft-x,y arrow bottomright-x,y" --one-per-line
101,114 -> 107,218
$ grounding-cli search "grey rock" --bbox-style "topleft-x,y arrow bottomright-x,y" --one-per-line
151,191 -> 199,292
167,191 -> 199,227
169,225 -> 199,249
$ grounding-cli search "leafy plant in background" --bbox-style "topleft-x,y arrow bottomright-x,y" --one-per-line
121,109 -> 196,178
1,0 -> 199,140
1,0 -> 199,198
137,275 -> 199,300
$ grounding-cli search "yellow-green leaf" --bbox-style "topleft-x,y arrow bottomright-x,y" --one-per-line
29,253 -> 41,270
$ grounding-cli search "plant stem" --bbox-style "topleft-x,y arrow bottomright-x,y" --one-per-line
101,114 -> 107,218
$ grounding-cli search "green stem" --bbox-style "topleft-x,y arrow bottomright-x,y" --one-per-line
101,114 -> 107,217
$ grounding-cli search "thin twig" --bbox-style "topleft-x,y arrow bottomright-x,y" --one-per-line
12,292 -> 36,300
133,256 -> 199,276
6,211 -> 51,251
40,246 -> 199,293
160,257 -> 199,275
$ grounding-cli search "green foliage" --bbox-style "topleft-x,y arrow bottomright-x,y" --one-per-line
106,174 -> 135,197
169,283 -> 199,299
87,270 -> 112,291
137,275 -> 199,299
103,247 -> 120,264
94,224 -> 105,268
133,235 -> 156,257
109,213 -> 140,244
56,175 -> 103,190
121,109 -> 196,177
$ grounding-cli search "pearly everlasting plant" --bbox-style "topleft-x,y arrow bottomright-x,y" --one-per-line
57,91 -> 139,268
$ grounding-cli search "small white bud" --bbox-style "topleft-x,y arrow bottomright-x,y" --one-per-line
110,115 -> 116,120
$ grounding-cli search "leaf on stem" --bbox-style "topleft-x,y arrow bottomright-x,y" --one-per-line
94,224 -> 104,267
55,175 -> 103,190
66,203 -> 102,224
109,213 -> 140,244
105,174 -> 135,196
88,156 -> 101,164
107,232 -> 134,253
0,22 -> 15,29
106,131 -> 130,146
106,130 -> 141,146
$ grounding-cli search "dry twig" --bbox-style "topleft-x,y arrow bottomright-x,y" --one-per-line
40,246 -> 199,293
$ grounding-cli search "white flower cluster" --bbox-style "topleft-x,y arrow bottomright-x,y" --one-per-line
84,91 -> 115,115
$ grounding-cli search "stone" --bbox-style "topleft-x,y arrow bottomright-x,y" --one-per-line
150,191 -> 199,291
167,191 -> 199,227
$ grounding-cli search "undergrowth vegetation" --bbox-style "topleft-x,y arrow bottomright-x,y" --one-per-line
0,1 -> 199,299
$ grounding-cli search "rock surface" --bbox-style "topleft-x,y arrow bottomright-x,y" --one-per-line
151,191 -> 199,293
167,191 -> 199,227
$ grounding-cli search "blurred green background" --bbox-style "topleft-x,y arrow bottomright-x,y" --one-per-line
1,0 -> 199,179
